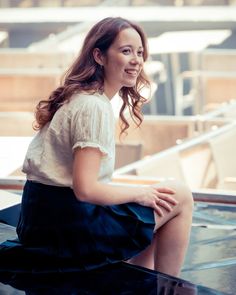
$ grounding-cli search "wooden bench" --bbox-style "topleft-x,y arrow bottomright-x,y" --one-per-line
0,50 -> 74,69
209,126 -> 236,190
115,115 -> 196,157
0,112 -> 35,136
115,143 -> 143,169
0,69 -> 61,112
196,49 -> 236,112
176,70 -> 236,114
0,49 -> 75,112
114,122 -> 236,191
199,49 -> 236,72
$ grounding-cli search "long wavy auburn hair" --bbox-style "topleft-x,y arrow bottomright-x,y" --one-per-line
34,17 -> 151,135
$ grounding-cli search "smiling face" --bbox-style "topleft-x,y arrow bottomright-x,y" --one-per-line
95,28 -> 144,99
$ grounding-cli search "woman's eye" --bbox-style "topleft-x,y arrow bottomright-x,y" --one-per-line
122,48 -> 131,54
137,50 -> 144,57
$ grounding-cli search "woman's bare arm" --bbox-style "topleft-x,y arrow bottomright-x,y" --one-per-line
73,147 -> 178,216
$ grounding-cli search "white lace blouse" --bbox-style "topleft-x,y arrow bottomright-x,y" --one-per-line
22,92 -> 115,187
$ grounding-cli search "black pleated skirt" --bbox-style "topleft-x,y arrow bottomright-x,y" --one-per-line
1,180 -> 155,272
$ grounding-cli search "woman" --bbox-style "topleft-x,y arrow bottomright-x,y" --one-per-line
16,17 -> 193,276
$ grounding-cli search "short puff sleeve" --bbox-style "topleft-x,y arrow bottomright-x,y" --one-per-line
71,98 -> 113,157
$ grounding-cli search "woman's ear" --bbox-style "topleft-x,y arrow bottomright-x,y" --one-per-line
93,48 -> 104,66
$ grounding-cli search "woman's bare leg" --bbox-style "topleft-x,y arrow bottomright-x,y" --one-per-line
127,180 -> 193,277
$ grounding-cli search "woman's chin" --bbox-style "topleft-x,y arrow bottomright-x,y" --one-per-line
123,81 -> 137,88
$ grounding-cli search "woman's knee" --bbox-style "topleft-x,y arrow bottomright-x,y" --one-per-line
175,181 -> 193,209
153,179 -> 193,231
157,179 -> 194,210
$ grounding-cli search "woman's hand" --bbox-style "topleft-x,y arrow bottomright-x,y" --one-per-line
135,185 -> 178,217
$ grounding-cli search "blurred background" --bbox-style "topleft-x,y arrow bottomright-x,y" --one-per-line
1,0 -> 236,116
1,3 -> 236,294
2,0 -> 236,189
0,0 -> 236,191
0,0 -> 236,188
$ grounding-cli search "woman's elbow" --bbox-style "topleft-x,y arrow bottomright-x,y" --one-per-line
73,184 -> 93,202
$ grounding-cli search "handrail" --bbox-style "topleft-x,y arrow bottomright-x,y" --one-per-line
195,100 -> 236,120
113,121 -> 236,176
192,189 -> 236,205
1,175 -> 236,205
0,176 -> 26,191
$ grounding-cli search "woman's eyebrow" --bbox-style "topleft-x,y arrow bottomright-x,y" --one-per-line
118,45 -> 144,49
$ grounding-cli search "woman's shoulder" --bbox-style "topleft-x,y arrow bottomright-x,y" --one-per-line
69,91 -> 111,110
59,91 -> 113,122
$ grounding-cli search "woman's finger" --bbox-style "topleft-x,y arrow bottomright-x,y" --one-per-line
153,203 -> 164,217
154,186 -> 176,194
157,199 -> 173,212
156,192 -> 178,206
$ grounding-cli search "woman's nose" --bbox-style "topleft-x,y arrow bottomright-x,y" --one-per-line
130,55 -> 141,64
